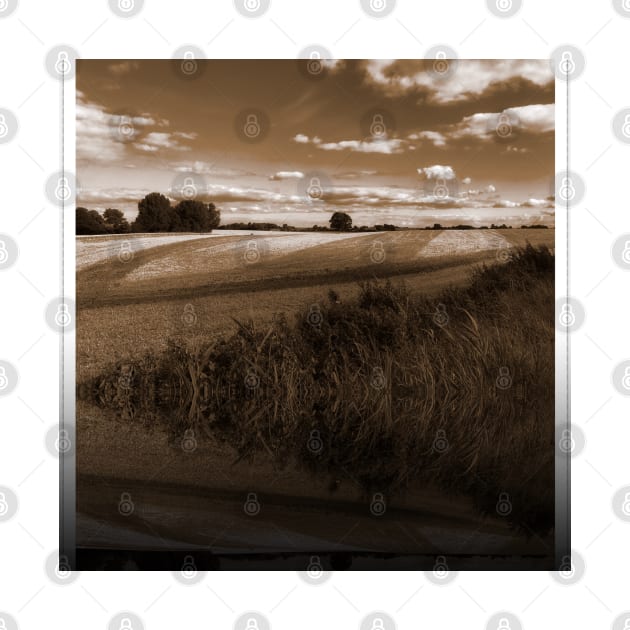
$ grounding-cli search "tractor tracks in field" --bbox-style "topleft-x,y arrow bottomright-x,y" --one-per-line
77,251 -> 498,310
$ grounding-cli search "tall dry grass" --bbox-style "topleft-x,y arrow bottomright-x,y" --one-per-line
86,245 -> 555,534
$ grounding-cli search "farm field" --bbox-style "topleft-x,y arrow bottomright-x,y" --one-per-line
77,229 -> 553,374
76,228 -> 555,562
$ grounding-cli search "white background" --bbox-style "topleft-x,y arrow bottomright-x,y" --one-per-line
1,1 -> 629,628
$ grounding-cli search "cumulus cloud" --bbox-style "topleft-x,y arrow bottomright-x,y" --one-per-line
269,171 -> 305,181
485,184 -> 496,194
76,93 -> 197,163
407,130 -> 447,147
462,177 -> 472,185
364,59 -> 553,104
171,161 -> 255,178
293,134 -> 407,155
108,61 -> 140,75
418,165 -> 456,180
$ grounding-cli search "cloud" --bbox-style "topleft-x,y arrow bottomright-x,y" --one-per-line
269,171 -> 305,181
418,165 -> 456,180
446,103 -> 554,141
293,134 -> 407,155
171,161 -> 255,178
136,131 -> 194,152
76,93 -> 197,163
485,184 -> 496,193
108,61 -> 139,75
408,130 -> 447,147
363,60 -> 553,104
462,177 -> 472,185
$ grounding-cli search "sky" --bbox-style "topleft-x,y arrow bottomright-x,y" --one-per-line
76,59 -> 555,228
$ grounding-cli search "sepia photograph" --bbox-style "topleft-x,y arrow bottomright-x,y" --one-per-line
74,58 -> 556,570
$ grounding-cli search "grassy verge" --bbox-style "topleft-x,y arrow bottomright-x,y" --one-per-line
83,244 -> 555,535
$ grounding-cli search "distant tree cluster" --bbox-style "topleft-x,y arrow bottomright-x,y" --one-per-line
329,212 -> 353,231
76,207 -> 131,235
76,192 -> 221,235
133,193 -> 220,233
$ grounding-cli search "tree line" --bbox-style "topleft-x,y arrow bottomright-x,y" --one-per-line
76,192 -> 221,235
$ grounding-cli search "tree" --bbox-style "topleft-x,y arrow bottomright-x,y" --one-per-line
103,208 -> 130,234
133,193 -> 174,232
329,212 -> 352,231
76,207 -> 108,235
207,202 -> 220,230
172,200 -> 221,232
